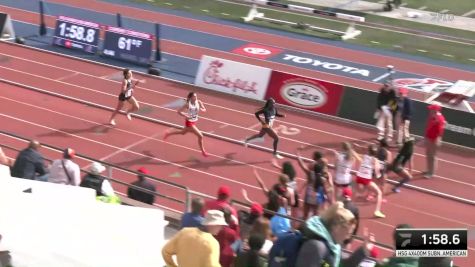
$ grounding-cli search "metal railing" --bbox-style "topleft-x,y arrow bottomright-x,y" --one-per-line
1,129 -> 395,254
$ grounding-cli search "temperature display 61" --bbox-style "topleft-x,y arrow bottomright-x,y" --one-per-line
102,26 -> 153,65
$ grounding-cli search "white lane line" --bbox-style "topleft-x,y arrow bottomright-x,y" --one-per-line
1,58 -> 474,173
462,9 -> 475,17
417,49 -> 427,53
55,72 -> 79,81
0,95 -> 284,178
0,113 -> 263,190
372,72 -> 391,82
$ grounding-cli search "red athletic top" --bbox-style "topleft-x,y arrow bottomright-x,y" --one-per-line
425,113 -> 446,141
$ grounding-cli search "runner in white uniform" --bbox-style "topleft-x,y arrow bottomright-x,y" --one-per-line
330,142 -> 360,201
163,92 -> 208,157
109,68 -> 141,126
355,144 -> 385,218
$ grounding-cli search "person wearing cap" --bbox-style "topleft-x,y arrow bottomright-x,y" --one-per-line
127,167 -> 156,205
181,197 -> 205,229
424,102 -> 446,179
48,148 -> 80,186
375,83 -> 397,142
204,186 -> 238,224
162,210 -> 227,267
11,140 -> 48,181
80,162 -> 116,198
395,87 -> 412,146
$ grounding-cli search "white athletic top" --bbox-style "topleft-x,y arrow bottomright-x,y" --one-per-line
124,79 -> 133,98
335,153 -> 353,185
357,154 -> 374,179
187,101 -> 199,122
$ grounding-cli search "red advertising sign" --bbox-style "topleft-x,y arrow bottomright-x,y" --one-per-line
265,71 -> 344,115
231,43 -> 283,59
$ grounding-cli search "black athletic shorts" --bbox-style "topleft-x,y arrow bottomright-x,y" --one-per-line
118,93 -> 132,102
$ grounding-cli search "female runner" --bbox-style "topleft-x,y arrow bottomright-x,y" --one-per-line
390,137 -> 415,193
244,98 -> 285,159
330,142 -> 360,199
163,92 -> 208,157
355,144 -> 385,218
109,68 -> 141,126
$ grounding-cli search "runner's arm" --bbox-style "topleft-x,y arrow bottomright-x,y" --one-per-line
198,100 -> 207,112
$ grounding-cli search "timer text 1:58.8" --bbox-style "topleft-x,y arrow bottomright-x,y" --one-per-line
58,23 -> 96,43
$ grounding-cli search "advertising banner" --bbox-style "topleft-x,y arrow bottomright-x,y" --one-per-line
265,71 -> 344,115
194,55 -> 271,100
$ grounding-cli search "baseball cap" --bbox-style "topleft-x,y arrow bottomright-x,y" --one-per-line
202,210 -> 228,226
137,167 -> 148,175
428,101 -> 442,111
218,186 -> 231,197
342,187 -> 353,198
90,162 -> 106,175
63,148 -> 75,159
250,202 -> 264,215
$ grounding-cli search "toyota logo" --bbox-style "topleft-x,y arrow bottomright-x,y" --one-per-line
243,47 -> 272,55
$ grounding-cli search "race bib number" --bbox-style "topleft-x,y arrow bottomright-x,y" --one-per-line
124,89 -> 133,98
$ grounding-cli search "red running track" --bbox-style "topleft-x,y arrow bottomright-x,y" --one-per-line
0,42 -> 474,265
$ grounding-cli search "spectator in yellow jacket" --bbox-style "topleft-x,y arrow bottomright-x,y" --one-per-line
162,210 -> 227,267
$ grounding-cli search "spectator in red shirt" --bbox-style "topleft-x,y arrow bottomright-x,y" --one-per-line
424,102 -> 446,179
216,208 -> 239,267
204,186 -> 238,224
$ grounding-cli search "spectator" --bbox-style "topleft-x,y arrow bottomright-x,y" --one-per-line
181,197 -> 205,229
0,234 -> 12,267
377,224 -> 418,267
296,202 -> 370,267
249,217 -> 273,255
204,186 -> 238,224
216,208 -> 239,267
271,159 -> 299,211
162,210 -> 227,267
297,149 -> 332,219
270,205 -> 291,238
424,102 -> 446,179
238,201 -> 264,241
80,162 -> 115,197
11,140 -> 48,181
234,234 -> 267,267
375,83 -> 397,142
390,138 -> 415,193
0,147 -> 13,166
395,88 -> 412,146
127,167 -> 156,205
252,169 -> 292,219
418,257 -> 453,267
48,148 -> 80,186
340,187 -> 359,248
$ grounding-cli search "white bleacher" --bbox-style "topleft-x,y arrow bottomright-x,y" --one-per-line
0,174 -> 169,267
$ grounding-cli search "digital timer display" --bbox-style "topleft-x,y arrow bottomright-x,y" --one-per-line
102,26 -> 153,65
52,16 -> 99,53
396,228 -> 467,255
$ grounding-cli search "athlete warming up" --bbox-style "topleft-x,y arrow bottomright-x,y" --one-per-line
163,92 -> 208,157
244,98 -> 285,159
109,68 -> 141,126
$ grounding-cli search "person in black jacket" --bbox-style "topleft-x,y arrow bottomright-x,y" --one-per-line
127,167 -> 156,205
375,83 -> 397,142
80,162 -> 116,197
244,98 -> 286,159
395,88 -> 412,146
11,140 -> 48,181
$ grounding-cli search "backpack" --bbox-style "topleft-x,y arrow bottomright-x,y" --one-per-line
268,231 -> 303,267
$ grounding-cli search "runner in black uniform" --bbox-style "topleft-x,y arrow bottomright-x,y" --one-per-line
244,98 -> 285,159
390,138 -> 415,193
109,68 -> 141,126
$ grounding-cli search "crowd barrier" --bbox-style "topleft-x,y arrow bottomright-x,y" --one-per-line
195,55 -> 475,148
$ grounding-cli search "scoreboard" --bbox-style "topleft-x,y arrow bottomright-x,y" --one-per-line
53,16 -> 100,54
102,26 -> 153,65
